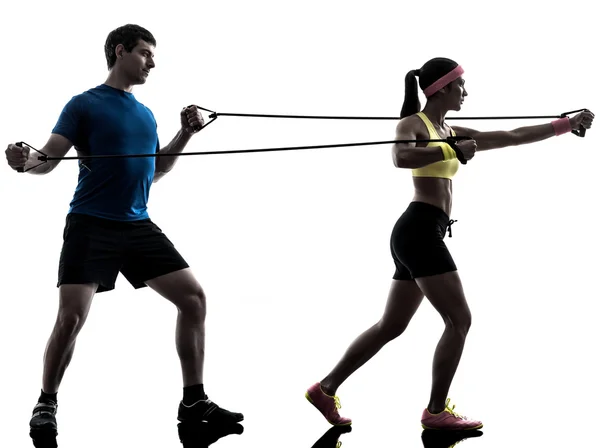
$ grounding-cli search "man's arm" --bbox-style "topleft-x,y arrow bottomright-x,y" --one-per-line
153,129 -> 193,182
153,106 -> 204,183
19,94 -> 83,174
18,134 -> 74,175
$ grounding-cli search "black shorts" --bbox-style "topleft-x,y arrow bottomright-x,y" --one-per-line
390,201 -> 457,280
58,213 -> 189,293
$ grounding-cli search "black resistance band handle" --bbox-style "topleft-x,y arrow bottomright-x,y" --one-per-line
447,136 -> 470,165
15,142 -> 24,173
186,105 -> 204,133
561,109 -> 588,138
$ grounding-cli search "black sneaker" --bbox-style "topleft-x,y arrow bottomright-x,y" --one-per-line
30,401 -> 58,432
30,401 -> 58,448
178,397 -> 243,425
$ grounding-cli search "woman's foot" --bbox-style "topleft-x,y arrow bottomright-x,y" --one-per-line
421,398 -> 482,430
305,382 -> 352,426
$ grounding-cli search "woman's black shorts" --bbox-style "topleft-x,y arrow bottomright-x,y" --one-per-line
390,201 -> 457,280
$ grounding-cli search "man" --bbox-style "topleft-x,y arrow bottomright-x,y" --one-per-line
5,24 -> 243,438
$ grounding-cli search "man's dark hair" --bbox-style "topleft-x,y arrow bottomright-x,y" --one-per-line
104,24 -> 156,69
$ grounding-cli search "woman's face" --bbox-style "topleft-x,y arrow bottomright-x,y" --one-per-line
449,77 -> 468,111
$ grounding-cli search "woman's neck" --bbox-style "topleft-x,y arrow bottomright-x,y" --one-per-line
421,101 -> 449,127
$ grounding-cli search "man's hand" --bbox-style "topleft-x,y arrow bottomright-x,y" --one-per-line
5,143 -> 30,172
181,105 -> 205,135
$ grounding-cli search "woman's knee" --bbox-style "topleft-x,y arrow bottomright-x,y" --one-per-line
376,319 -> 408,342
443,310 -> 472,335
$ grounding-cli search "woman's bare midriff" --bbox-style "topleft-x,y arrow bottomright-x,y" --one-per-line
411,177 -> 453,217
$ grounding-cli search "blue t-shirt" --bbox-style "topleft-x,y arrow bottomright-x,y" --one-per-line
52,84 -> 160,221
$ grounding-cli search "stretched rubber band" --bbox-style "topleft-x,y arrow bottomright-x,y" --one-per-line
15,136 -> 472,173
13,108 -> 588,173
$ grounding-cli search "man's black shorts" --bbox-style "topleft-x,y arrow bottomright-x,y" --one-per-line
58,213 -> 189,293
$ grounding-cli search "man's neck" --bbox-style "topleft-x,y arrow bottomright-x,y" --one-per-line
104,71 -> 134,92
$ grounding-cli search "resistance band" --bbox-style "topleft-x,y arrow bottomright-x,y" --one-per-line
15,107 -> 589,173
15,136 -> 473,173
190,106 -> 589,137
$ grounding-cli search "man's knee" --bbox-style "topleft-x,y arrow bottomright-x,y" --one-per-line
55,284 -> 96,336
176,286 -> 206,320
146,268 -> 207,318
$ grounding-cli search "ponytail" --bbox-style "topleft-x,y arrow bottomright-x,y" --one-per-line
400,69 -> 421,118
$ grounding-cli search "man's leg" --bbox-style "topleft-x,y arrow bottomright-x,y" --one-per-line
146,268 -> 206,388
145,269 -> 243,425
41,284 -> 98,395
120,220 -> 243,425
31,213 -> 123,434
30,284 -> 98,433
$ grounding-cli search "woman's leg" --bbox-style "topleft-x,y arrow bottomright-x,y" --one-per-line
414,271 -> 471,413
306,278 -> 424,425
414,270 -> 482,430
320,279 -> 425,395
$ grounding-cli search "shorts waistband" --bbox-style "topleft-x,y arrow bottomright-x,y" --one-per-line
405,202 -> 457,237
406,201 -> 450,220
67,212 -> 151,230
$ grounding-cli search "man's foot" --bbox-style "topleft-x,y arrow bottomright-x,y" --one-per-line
421,399 -> 483,431
305,382 -> 352,426
177,396 -> 244,426
29,401 -> 58,432
29,401 -> 58,447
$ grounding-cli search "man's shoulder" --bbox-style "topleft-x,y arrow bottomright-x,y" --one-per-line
63,85 -> 105,108
71,85 -> 105,98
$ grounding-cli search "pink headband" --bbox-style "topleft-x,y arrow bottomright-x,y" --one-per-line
423,65 -> 464,97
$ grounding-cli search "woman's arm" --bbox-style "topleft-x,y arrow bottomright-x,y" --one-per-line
451,109 -> 594,151
392,117 -> 446,168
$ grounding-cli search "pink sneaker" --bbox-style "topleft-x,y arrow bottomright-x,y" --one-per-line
421,399 -> 483,431
305,382 -> 352,426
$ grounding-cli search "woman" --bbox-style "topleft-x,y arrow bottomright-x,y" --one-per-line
305,57 -> 594,431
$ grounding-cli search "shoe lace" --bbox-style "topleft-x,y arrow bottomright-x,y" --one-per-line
333,396 -> 342,409
444,398 -> 467,420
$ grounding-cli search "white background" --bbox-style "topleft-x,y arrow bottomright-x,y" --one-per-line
0,0 -> 598,447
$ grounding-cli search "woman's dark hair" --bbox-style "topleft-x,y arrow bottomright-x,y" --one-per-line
105,24 -> 156,70
400,57 -> 459,118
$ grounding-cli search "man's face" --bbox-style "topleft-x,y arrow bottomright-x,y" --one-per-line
117,39 -> 155,85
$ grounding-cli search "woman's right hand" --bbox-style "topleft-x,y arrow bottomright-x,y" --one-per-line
453,139 -> 477,163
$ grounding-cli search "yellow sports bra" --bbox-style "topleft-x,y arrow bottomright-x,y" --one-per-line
411,112 -> 459,179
